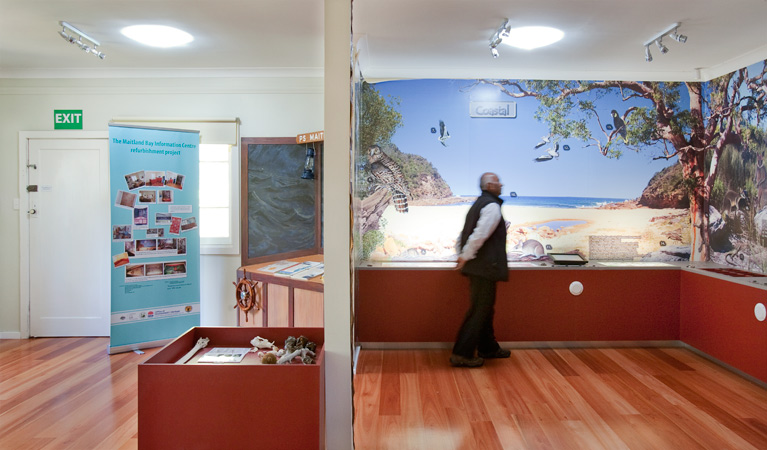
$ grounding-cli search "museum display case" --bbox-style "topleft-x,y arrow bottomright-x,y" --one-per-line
138,326 -> 324,449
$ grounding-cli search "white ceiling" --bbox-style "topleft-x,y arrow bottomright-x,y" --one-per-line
2,0 -> 767,82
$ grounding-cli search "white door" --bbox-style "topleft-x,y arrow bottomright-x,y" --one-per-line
27,138 -> 110,336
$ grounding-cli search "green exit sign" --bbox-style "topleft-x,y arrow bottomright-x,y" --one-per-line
54,110 -> 83,129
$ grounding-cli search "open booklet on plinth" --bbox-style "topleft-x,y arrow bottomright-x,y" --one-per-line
197,347 -> 250,363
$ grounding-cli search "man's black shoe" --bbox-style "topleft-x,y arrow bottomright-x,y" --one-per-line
478,348 -> 511,359
449,354 -> 484,367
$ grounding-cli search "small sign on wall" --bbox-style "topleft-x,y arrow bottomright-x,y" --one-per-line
469,101 -> 517,118
296,130 -> 324,144
54,110 -> 83,129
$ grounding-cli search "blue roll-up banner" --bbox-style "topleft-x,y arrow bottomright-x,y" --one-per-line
108,124 -> 200,354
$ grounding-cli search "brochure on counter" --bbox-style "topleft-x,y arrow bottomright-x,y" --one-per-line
258,260 -> 300,273
274,261 -> 323,277
292,263 -> 324,280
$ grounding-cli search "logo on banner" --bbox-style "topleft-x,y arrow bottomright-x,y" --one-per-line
469,101 -> 517,118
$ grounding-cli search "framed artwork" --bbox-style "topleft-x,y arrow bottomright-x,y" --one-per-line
240,137 -> 323,265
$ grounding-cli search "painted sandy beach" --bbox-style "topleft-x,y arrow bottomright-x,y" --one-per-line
367,203 -> 691,262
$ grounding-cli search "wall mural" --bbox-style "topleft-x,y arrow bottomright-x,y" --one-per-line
354,60 -> 767,271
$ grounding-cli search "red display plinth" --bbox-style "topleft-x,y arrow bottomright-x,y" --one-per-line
138,327 -> 324,450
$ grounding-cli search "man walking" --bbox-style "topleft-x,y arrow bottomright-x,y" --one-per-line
451,172 -> 510,367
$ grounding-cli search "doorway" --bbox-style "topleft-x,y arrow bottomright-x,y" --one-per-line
20,132 -> 110,337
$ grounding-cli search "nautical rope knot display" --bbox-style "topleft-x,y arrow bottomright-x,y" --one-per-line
232,278 -> 262,322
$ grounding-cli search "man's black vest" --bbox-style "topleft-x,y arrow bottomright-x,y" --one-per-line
459,191 -> 508,281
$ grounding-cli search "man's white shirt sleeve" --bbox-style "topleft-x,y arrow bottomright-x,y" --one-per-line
459,203 -> 502,261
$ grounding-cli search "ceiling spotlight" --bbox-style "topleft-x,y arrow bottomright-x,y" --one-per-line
644,45 -> 653,62
655,38 -> 669,54
58,21 -> 105,60
643,22 -> 687,62
670,28 -> 687,43
90,47 -> 106,59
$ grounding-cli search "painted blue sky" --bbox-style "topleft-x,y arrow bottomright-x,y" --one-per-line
373,79 -> 679,198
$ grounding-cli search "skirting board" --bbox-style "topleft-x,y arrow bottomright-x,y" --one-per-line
108,338 -> 173,355
0,332 -> 22,339
680,342 -> 767,389
359,340 -> 684,350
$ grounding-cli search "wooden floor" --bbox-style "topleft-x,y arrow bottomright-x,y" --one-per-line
354,347 -> 767,450
2,339 -> 766,449
0,337 -> 159,450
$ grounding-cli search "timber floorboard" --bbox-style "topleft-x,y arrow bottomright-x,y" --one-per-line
353,348 -> 767,450
2,340 -> 766,449
0,338 -> 159,450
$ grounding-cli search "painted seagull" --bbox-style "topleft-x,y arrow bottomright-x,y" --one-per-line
438,120 -> 450,147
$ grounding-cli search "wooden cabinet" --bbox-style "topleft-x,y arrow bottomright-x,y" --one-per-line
356,268 -> 681,343
680,271 -> 767,383
235,254 -> 323,327
138,327 -> 325,449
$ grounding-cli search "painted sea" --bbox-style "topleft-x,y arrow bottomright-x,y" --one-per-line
457,195 -> 629,208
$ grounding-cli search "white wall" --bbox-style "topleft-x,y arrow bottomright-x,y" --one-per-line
324,1 -> 354,448
0,76 -> 323,335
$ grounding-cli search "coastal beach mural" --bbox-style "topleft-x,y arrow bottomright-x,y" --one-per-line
354,60 -> 767,270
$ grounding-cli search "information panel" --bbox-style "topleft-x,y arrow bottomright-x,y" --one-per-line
108,124 -> 200,353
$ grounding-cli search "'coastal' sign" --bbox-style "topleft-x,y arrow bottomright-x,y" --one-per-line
54,110 -> 83,129
469,101 -> 517,118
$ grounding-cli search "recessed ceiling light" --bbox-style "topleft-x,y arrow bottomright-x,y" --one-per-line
503,26 -> 564,50
121,25 -> 193,48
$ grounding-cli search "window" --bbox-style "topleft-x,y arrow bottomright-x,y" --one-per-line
199,143 -> 239,254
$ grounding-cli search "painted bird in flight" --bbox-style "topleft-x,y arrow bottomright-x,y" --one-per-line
611,110 -> 627,142
438,120 -> 450,147
534,135 -> 551,149
534,143 -> 559,162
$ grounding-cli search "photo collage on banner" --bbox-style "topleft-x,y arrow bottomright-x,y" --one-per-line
108,124 -> 200,353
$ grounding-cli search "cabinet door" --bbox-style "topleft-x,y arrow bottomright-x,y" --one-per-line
681,271 -> 767,383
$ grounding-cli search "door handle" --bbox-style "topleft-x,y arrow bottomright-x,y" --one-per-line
28,209 -> 37,215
